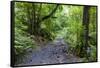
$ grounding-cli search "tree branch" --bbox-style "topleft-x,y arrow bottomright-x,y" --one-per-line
41,4 -> 59,22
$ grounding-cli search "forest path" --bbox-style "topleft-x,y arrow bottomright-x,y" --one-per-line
16,38 -> 82,66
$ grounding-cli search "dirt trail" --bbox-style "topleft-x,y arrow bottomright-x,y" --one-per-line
15,38 -> 82,66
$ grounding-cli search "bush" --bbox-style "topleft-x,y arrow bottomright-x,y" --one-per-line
14,27 -> 36,55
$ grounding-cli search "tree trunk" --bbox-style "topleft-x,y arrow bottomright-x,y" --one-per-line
82,6 -> 90,59
27,4 -> 59,37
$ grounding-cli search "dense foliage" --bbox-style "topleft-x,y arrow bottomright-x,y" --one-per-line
14,2 -> 97,62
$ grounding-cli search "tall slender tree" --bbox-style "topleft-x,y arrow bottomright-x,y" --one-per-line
82,6 -> 90,59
